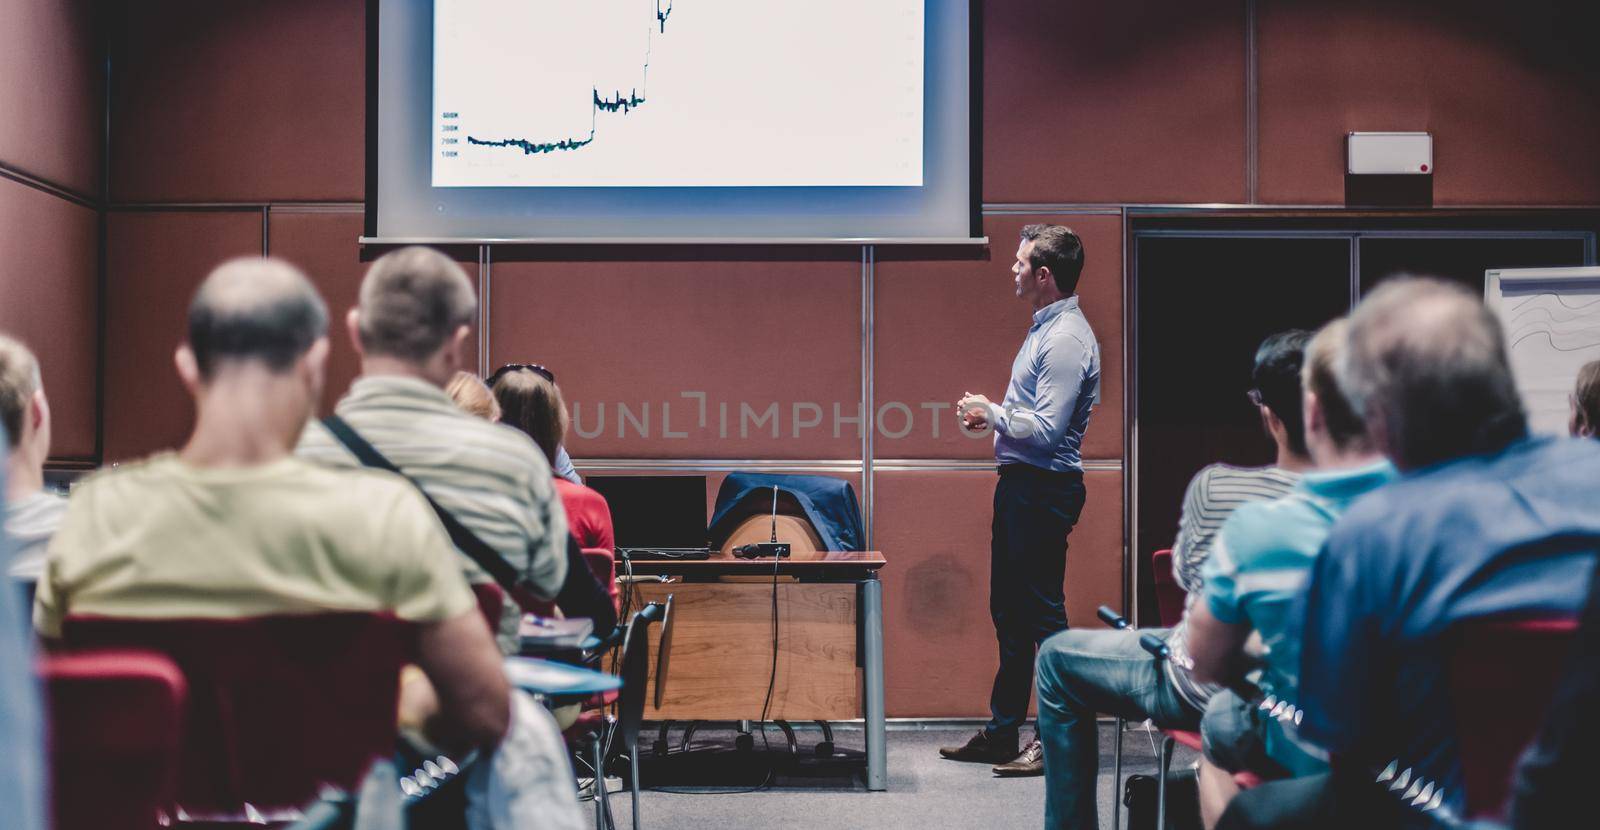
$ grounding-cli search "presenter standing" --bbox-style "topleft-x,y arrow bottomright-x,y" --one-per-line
940,225 -> 1100,776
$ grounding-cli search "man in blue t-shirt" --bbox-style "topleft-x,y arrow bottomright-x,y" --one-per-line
1216,279 -> 1600,830
1185,318 -> 1394,826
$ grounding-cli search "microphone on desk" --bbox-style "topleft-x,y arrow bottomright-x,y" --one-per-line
733,485 -> 791,559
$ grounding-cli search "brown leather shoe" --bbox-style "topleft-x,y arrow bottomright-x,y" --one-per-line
939,730 -> 1019,763
992,739 -> 1044,777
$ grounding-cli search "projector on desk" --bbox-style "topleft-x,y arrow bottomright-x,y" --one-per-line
732,542 -> 791,559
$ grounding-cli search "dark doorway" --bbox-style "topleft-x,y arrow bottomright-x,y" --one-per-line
1130,226 -> 1591,623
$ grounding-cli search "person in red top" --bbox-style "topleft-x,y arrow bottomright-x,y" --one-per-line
491,366 -> 619,612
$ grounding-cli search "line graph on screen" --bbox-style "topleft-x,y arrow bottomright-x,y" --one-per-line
432,0 -> 924,188
463,2 -> 667,157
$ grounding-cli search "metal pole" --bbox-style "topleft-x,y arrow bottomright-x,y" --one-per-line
861,577 -> 887,791
1112,717 -> 1124,830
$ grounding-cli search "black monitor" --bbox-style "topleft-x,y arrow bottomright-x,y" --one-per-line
585,475 -> 708,549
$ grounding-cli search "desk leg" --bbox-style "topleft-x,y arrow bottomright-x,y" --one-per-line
862,577 -> 887,791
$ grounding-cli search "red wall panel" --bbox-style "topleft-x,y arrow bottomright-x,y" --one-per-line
266,211 -> 479,415
490,253 -> 862,460
1258,0 -> 1600,205
109,0 -> 365,203
983,0 -> 1247,205
103,211 -> 262,461
0,178 -> 99,459
875,215 -> 1123,461
0,0 -> 102,196
874,468 -> 1122,717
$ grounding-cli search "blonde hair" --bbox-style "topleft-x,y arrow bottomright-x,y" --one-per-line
1301,318 -> 1369,452
0,334 -> 41,448
446,371 -> 501,421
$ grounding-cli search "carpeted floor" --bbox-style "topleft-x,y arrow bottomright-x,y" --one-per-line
592,722 -> 1197,830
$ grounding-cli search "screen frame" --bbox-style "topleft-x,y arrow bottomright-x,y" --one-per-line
362,0 -> 985,245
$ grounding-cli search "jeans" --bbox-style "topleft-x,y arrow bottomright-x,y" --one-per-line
1201,689 -> 1287,778
986,465 -> 1086,740
1036,627 -> 1201,830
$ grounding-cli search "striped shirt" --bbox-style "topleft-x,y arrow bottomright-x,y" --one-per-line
1164,463 -> 1300,710
297,376 -> 569,600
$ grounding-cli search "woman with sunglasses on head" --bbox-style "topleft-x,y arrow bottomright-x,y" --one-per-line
488,364 -> 581,484
491,366 -> 621,619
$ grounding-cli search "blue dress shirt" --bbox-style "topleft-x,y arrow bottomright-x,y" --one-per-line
984,296 -> 1100,472
1297,436 -> 1600,820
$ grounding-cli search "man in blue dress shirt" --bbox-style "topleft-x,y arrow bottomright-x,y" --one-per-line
940,224 -> 1100,777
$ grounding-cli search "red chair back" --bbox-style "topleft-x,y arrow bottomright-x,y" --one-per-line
61,613 -> 418,819
1151,548 -> 1186,627
1447,617 -> 1579,819
472,582 -> 506,632
582,547 -> 620,614
42,650 -> 187,830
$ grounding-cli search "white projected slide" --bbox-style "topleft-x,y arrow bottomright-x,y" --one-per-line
432,0 -> 924,188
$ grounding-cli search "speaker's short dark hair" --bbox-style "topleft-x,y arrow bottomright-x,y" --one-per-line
188,258 -> 329,378
1252,329 -> 1312,457
358,247 -> 477,362
1020,224 -> 1086,295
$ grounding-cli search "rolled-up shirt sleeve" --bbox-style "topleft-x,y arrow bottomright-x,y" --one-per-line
985,334 -> 1089,450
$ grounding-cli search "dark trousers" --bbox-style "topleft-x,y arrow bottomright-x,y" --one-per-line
985,463 -> 1086,740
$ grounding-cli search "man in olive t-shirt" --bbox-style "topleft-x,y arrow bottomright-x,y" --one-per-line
34,257 -> 513,758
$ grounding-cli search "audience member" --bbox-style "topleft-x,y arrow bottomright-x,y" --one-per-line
36,258 -> 585,830
488,362 -> 582,484
33,257 -> 510,748
1218,278 -> 1600,829
0,439 -> 46,830
493,368 -> 613,552
493,368 -> 619,616
1186,319 -> 1393,827
447,371 -> 502,422
453,365 -> 615,629
1568,359 -> 1600,438
0,335 -> 66,584
1033,330 -> 1311,830
1163,331 -> 1313,721
296,247 -> 569,652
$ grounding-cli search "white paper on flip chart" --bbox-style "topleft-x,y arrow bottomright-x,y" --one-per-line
1486,267 -> 1600,435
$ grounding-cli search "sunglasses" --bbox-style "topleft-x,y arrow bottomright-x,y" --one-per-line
488,363 -> 556,387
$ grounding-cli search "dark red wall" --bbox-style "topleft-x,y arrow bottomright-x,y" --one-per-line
0,0 -> 102,460
36,0 -> 1598,715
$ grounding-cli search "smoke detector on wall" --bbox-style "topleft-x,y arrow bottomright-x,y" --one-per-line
1347,132 -> 1433,175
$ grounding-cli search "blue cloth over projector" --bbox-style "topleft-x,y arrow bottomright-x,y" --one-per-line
707,473 -> 865,553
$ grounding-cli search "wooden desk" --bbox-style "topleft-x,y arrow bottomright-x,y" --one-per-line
625,551 -> 888,790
